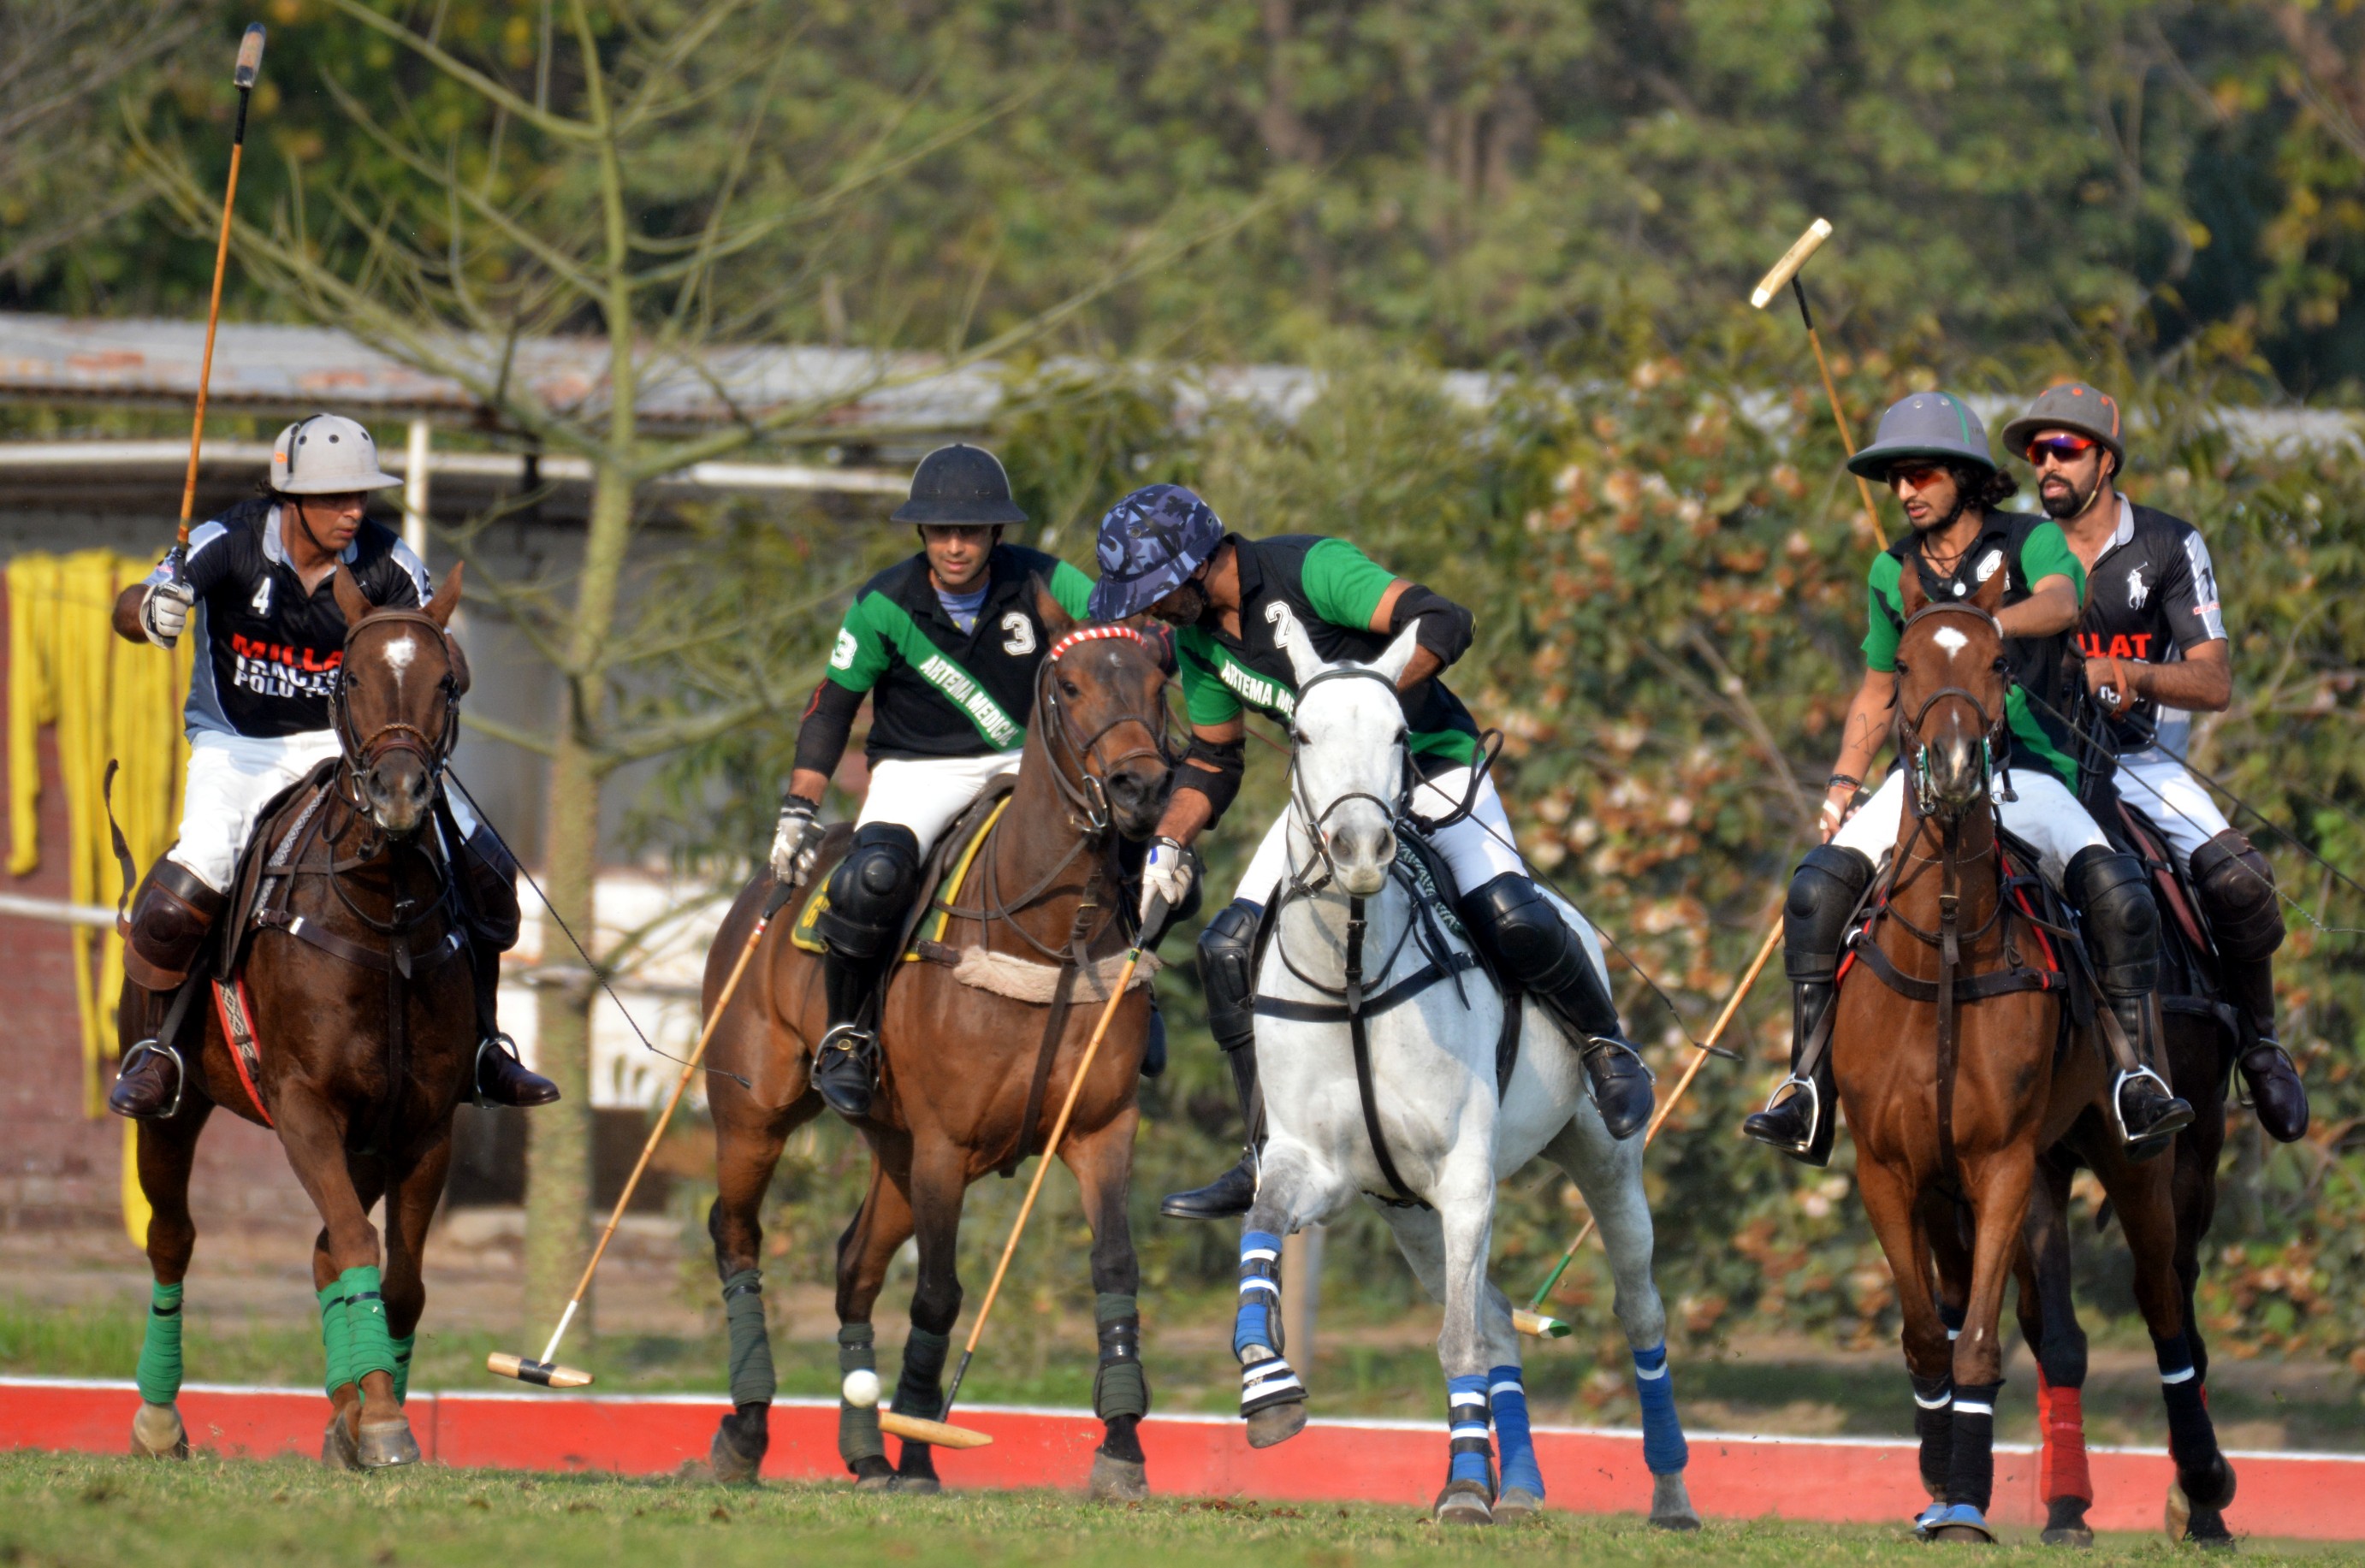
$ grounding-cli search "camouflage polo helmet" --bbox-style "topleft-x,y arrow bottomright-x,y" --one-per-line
1846,391 -> 1997,480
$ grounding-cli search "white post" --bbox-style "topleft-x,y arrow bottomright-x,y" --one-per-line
1283,1224 -> 1324,1370
403,418 -> 432,565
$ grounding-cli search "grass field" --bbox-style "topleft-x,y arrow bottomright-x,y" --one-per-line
0,1450 -> 2353,1567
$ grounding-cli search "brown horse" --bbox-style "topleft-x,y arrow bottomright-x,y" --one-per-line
701,586 -> 1172,1497
123,565 -> 483,1470
1830,565 -> 2233,1541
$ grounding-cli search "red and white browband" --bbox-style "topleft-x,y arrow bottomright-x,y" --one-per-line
1049,624 -> 1150,661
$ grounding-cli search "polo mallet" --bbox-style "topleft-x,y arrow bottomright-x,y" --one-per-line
488,878 -> 796,1391
1749,218 -> 1883,552
935,896 -> 1168,1423
1514,910 -> 1785,1337
166,23 -> 266,589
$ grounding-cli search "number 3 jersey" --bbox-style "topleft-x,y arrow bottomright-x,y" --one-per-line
2073,497 -> 2226,756
822,544 -> 1095,760
143,496 -> 431,740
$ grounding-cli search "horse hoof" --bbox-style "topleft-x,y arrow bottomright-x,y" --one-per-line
1492,1487 -> 1543,1524
130,1401 -> 187,1460
2184,1507 -> 2237,1550
708,1424 -> 762,1486
886,1474 -> 941,1495
1089,1452 -> 1150,1503
322,1413 -> 364,1472
854,1473 -> 895,1493
1432,1480 -> 1494,1527
1916,1504 -> 1995,1543
357,1417 -> 421,1470
1650,1473 -> 1700,1530
2183,1454 -> 2238,1512
2040,1527 -> 2095,1548
1930,1525 -> 1996,1544
1245,1400 -> 1307,1450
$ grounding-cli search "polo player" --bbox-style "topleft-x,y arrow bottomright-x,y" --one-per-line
107,413 -> 556,1118
2005,382 -> 2308,1142
770,443 -> 1096,1118
1745,393 -> 2190,1166
1087,485 -> 1657,1223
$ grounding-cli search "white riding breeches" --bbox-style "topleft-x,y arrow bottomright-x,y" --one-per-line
1233,764 -> 1529,908
1831,766 -> 2108,886
2110,749 -> 2229,870
166,728 -> 481,893
855,749 -> 1025,858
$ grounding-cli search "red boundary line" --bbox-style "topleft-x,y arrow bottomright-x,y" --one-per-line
3,1377 -> 2361,1539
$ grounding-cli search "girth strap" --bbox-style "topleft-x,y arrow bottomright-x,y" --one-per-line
254,909 -> 465,976
1849,940 -> 2060,1006
1251,953 -> 1483,1025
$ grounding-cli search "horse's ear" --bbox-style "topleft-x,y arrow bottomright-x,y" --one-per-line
1896,559 -> 1928,618
1033,575 -> 1076,642
1971,556 -> 2009,613
1368,622 -> 1422,687
330,565 -> 374,630
1278,612 -> 1325,688
425,560 -> 463,630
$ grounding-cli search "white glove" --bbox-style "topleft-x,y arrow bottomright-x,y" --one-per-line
1141,835 -> 1194,924
770,796 -> 822,885
141,579 -> 195,648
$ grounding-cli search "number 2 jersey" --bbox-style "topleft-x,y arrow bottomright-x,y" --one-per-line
143,496 -> 432,740
2072,496 -> 2226,757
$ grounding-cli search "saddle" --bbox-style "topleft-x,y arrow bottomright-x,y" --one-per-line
786,772 -> 1019,968
2096,795 -> 2239,1057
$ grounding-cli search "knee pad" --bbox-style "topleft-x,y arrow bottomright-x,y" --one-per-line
815,824 -> 921,959
2189,830 -> 2284,962
123,861 -> 228,991
1784,844 -> 1874,985
1459,873 -> 1584,990
2066,845 -> 2159,999
1197,900 -> 1261,1051
459,825 -> 522,952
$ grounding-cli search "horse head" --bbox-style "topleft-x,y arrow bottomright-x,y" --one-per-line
1279,617 -> 1416,897
330,562 -> 466,838
1892,559 -> 2010,820
1031,581 -> 1173,839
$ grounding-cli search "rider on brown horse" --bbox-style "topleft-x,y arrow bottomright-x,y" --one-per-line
2004,381 -> 2308,1142
1745,392 -> 2192,1165
1088,485 -> 1657,1222
105,413 -> 554,1119
768,443 -> 1097,1117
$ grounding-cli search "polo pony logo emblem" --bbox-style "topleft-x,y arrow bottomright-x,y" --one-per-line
2126,566 -> 2149,609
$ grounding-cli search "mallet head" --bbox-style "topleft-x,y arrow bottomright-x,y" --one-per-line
486,1351 -> 595,1389
234,24 -> 266,89
1750,217 -> 1833,310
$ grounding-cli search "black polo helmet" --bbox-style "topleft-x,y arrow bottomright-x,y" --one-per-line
889,442 -> 1028,526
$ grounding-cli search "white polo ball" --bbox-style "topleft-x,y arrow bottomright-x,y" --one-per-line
841,1369 -> 881,1409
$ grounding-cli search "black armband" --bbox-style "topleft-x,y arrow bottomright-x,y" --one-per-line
1389,583 -> 1475,669
791,678 -> 864,778
1174,735 -> 1247,827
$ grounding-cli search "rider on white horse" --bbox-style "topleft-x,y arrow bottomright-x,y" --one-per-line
107,413 -> 556,1119
1743,392 -> 2190,1166
768,443 -> 1096,1117
2004,381 -> 2308,1143
1084,485 -> 1656,1222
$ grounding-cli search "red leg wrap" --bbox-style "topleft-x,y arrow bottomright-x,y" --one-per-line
2036,1372 -> 2093,1504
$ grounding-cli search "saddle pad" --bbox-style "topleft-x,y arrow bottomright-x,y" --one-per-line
790,794 -> 1013,960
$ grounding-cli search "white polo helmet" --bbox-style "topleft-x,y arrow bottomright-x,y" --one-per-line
270,413 -> 401,494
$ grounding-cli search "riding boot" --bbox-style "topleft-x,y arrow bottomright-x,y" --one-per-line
450,823 -> 557,1109
2190,829 -> 2307,1143
1743,844 -> 1873,1166
112,861 -> 227,1121
2067,846 -> 2193,1160
1459,873 -> 1654,1140
809,825 -> 922,1121
1162,900 -> 1263,1221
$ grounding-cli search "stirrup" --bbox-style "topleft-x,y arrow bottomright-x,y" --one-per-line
2111,1066 -> 2190,1154
116,1039 -> 187,1121
813,1023 -> 876,1114
1749,1074 -> 1821,1154
470,1033 -> 525,1109
1581,1033 -> 1656,1082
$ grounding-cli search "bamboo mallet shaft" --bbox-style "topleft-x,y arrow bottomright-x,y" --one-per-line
1747,217 -> 1883,551
177,25 -> 266,553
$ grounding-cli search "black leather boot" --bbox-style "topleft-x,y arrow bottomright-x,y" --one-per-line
1161,1042 -> 1260,1220
1459,873 -> 1654,1139
1162,900 -> 1262,1220
1742,843 -> 1874,1166
2068,845 -> 2193,1160
2191,830 -> 2306,1142
112,862 -> 225,1121
809,825 -> 921,1120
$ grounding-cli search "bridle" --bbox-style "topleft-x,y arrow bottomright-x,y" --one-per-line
1030,624 -> 1176,837
1890,601 -> 2014,823
327,607 -> 463,829
1283,664 -> 1414,897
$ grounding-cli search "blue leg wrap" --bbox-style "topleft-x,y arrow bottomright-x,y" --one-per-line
1232,1230 -> 1283,1358
1632,1342 -> 1688,1475
1446,1373 -> 1494,1490
1489,1364 -> 1542,1499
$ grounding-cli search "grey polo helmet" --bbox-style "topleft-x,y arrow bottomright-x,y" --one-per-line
2000,382 -> 2125,468
1845,391 -> 1997,479
889,442 -> 1028,526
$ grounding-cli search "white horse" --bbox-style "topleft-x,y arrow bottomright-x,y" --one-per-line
1228,622 -> 1700,1530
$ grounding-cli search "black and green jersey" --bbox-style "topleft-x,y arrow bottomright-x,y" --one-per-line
825,545 -> 1095,760
1862,512 -> 2087,789
1175,534 -> 1481,775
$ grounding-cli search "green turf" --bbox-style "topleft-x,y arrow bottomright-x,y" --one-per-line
0,1451 -> 2351,1566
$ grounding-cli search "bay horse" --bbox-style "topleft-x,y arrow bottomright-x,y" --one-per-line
1225,621 -> 1698,1530
701,584 -> 1171,1498
1832,564 -> 2234,1541
123,564 -> 481,1470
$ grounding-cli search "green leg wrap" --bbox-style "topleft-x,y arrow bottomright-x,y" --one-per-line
1092,1292 -> 1149,1421
391,1334 -> 416,1405
339,1265 -> 398,1386
317,1283 -> 354,1398
723,1270 -> 776,1410
135,1281 -> 186,1407
837,1322 -> 884,1469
